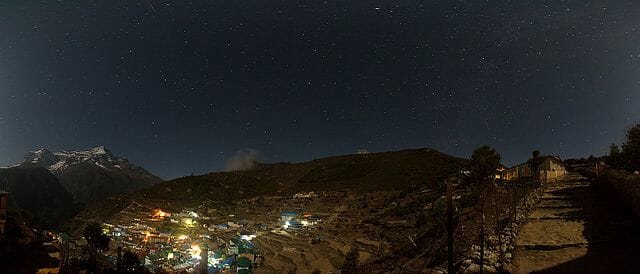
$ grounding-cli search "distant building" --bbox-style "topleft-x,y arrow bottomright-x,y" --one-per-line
286,221 -> 303,230
280,211 -> 299,230
0,190 -> 7,234
280,211 -> 298,223
0,190 -> 8,216
495,165 -> 507,179
502,156 -> 566,181
502,163 -> 532,181
227,239 -> 239,256
237,256 -> 253,272
539,156 -> 567,181
293,192 -> 318,199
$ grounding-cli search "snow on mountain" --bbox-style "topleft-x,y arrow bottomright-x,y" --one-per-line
25,146 -> 130,174
22,146 -> 163,205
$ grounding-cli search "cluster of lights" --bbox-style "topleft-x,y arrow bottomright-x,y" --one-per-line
177,235 -> 189,241
240,234 -> 257,241
189,244 -> 201,260
153,209 -> 171,219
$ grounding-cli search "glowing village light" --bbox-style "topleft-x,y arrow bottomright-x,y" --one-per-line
190,244 -> 202,260
208,257 -> 221,267
240,234 -> 257,241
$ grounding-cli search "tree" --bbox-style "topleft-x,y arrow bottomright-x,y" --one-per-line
622,124 -> 640,171
532,150 -> 541,159
469,145 -> 502,185
469,145 -> 501,273
341,247 -> 359,274
82,222 -> 110,271
121,250 -> 146,273
607,144 -> 623,169
529,150 -> 544,179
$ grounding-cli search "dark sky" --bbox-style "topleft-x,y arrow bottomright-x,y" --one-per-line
1,1 -> 639,179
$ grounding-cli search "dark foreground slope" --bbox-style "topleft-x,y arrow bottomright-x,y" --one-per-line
79,148 -> 466,220
0,166 -> 77,228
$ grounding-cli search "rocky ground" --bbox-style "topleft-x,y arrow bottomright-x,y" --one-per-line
511,173 -> 640,273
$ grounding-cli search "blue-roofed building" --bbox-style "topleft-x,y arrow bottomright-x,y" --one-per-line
281,211 -> 298,223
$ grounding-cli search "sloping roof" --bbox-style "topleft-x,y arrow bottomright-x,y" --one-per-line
504,162 -> 529,171
543,155 -> 566,166
505,155 -> 565,170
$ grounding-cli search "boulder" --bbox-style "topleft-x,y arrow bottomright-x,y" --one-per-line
467,263 -> 480,273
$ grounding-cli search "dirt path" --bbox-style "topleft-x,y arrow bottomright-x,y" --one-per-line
511,173 -> 640,273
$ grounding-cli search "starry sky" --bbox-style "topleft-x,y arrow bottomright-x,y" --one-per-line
1,1 -> 639,179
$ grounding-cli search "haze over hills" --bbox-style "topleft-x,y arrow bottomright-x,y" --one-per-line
21,146 -> 163,206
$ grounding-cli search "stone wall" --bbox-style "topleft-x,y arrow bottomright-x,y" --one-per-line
460,187 -> 543,273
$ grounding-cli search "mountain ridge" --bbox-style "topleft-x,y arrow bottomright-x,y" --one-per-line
21,146 -> 163,206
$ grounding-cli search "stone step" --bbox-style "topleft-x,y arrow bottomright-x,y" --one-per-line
528,208 -> 584,219
539,196 -> 585,200
520,242 -> 588,251
537,205 -> 581,209
515,219 -> 587,247
537,199 -> 581,208
529,215 -> 587,220
510,246 -> 588,273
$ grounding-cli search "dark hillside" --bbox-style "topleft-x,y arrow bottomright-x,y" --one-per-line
0,166 -> 77,228
78,148 -> 467,220
141,148 -> 465,201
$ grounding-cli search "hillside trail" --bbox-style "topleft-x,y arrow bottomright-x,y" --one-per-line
511,173 -> 640,273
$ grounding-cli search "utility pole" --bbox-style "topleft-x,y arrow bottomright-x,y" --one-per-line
447,177 -> 454,274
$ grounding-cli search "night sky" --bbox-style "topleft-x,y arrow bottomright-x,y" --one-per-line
1,1 -> 639,179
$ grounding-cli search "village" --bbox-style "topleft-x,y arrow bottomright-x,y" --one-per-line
54,189 -> 406,273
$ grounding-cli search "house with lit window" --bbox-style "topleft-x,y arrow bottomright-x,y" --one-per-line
502,163 -> 532,181
538,156 -> 567,181
501,156 -> 566,181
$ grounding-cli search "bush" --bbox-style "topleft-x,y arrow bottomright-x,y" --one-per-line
596,170 -> 640,221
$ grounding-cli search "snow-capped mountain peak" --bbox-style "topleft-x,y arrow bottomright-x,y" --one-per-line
25,146 -> 126,173
19,146 -> 163,205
